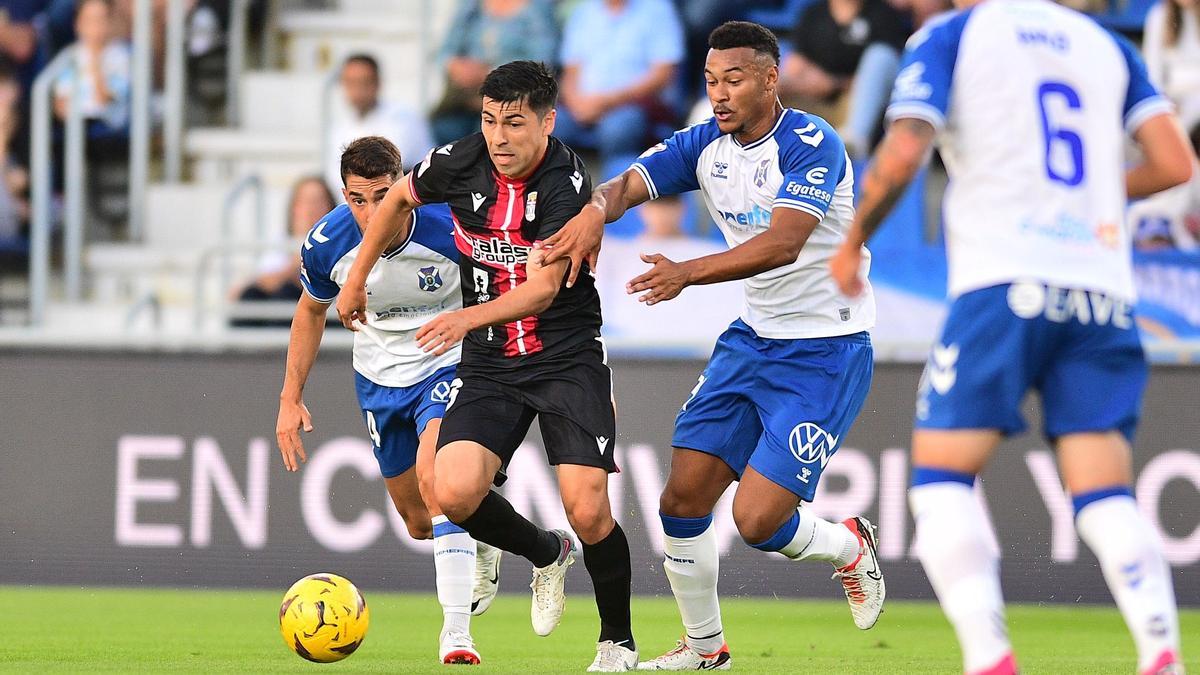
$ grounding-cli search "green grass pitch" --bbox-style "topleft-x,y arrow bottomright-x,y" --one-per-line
1,586 -> 1196,673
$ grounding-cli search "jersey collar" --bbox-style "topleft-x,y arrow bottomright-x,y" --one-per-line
731,107 -> 788,151
382,209 -> 419,260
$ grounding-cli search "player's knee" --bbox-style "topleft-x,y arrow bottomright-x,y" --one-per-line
434,476 -> 483,524
565,500 -> 614,545
733,507 -> 780,547
659,484 -> 710,519
405,519 -> 433,541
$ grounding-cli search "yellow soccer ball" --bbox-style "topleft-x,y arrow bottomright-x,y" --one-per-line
279,573 -> 370,663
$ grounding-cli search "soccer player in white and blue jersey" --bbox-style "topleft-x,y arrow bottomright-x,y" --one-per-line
831,2 -> 1195,673
275,136 -> 500,665
545,22 -> 886,670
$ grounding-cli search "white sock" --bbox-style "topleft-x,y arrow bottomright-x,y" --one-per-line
432,515 -> 475,637
663,523 -> 724,655
778,507 -> 861,567
910,481 -> 1011,673
1076,494 -> 1180,672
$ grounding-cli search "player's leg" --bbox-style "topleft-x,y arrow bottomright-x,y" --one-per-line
1043,316 -> 1181,674
909,430 -> 1013,675
413,369 -> 502,619
640,326 -> 758,671
531,344 -> 633,671
415,416 -> 480,665
907,285 -> 1036,675
1060,433 -> 1181,674
556,462 -> 638,671
735,330 -> 882,629
434,377 -> 567,574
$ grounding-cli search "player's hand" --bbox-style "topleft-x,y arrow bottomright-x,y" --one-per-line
627,253 -> 690,305
336,276 -> 368,331
830,240 -> 865,297
416,310 -> 472,356
538,203 -> 603,289
275,398 -> 314,472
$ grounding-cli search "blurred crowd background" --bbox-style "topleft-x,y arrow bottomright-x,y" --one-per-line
0,0 -> 1197,346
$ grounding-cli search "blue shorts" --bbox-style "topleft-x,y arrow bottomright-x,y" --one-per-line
916,282 -> 1148,441
354,365 -> 457,478
672,319 -> 874,501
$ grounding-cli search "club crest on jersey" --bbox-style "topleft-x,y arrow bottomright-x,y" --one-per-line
754,159 -> 771,187
711,161 -> 729,179
417,266 -> 443,292
525,191 -> 538,222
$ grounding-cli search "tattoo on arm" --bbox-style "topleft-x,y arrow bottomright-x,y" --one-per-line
856,118 -> 937,242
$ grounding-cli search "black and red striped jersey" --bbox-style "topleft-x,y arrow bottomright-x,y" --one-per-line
407,133 -> 601,370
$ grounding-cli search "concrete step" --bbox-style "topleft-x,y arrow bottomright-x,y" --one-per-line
185,128 -> 320,184
142,181 -> 291,248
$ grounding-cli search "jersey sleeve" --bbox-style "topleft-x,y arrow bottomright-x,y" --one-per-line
1109,29 -> 1174,135
886,10 -> 972,131
630,121 -> 717,199
408,141 -> 467,205
535,168 -> 593,241
299,223 -> 340,303
773,117 -> 847,221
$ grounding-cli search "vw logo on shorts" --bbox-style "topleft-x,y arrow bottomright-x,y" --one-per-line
788,422 -> 840,467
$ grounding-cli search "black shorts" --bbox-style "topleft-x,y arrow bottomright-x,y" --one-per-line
437,339 -> 617,481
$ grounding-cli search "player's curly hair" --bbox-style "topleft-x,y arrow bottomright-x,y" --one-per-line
709,21 -> 780,65
479,60 -> 558,116
339,136 -> 402,185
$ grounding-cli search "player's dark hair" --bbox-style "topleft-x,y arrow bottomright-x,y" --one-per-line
708,21 -> 780,65
343,53 -> 380,79
75,0 -> 113,18
339,136 -> 402,185
479,60 -> 558,116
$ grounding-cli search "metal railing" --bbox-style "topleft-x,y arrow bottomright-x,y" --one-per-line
28,48 -> 76,325
128,0 -> 152,241
162,0 -> 187,183
226,0 -> 252,126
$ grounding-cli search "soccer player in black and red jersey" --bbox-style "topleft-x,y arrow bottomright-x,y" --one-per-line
336,61 -> 637,672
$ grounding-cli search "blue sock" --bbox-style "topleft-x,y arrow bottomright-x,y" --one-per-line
911,465 -> 975,488
1071,485 -> 1133,516
660,512 -> 713,539
750,510 -> 800,552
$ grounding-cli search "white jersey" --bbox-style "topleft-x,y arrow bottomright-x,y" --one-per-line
887,0 -> 1172,301
633,109 -> 875,339
299,203 -> 462,387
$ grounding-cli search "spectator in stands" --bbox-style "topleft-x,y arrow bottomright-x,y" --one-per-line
1144,0 -> 1200,131
0,58 -> 27,246
555,0 -> 685,173
233,176 -> 336,321
887,0 -> 952,27
430,0 -> 558,145
52,0 -> 132,144
325,53 -> 432,196
778,0 -> 908,161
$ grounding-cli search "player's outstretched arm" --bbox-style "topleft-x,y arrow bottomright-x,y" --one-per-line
831,117 -> 936,297
626,206 -> 819,306
540,168 -> 652,288
1127,112 -> 1194,200
416,253 -> 570,356
276,294 -> 329,472
335,176 -> 418,330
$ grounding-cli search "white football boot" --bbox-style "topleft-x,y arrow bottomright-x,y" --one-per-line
471,541 -> 501,616
439,630 -> 480,665
637,639 -> 731,670
530,529 -> 575,636
587,640 -> 638,672
832,516 -> 886,629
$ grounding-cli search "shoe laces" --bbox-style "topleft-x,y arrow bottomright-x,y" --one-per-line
530,567 -> 559,611
594,641 -> 630,669
442,630 -> 474,649
833,567 -> 867,603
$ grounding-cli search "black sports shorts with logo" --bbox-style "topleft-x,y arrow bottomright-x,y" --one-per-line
437,339 -> 617,482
